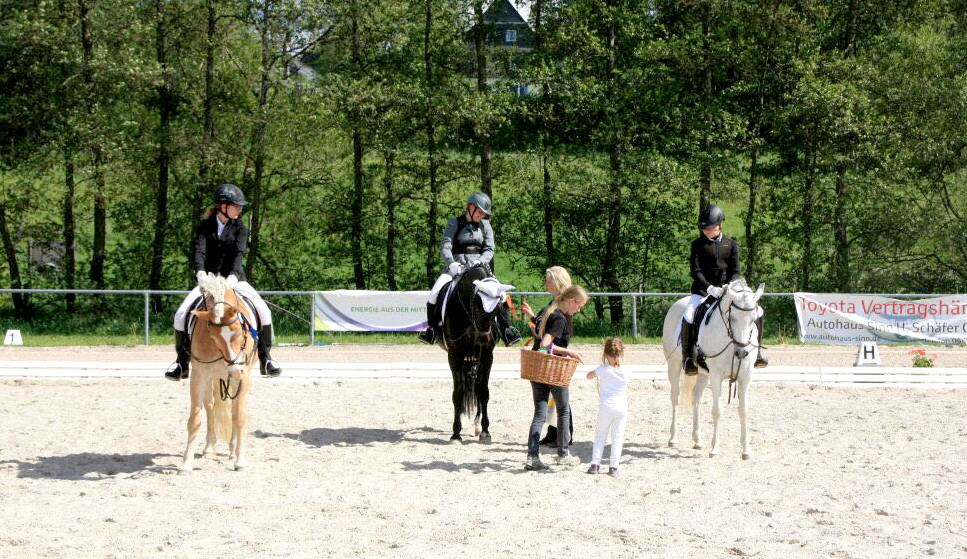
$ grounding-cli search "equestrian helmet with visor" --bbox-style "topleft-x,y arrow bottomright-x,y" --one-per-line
214,183 -> 248,207
698,204 -> 725,230
466,192 -> 492,218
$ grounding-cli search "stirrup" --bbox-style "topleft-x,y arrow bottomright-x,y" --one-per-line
418,328 -> 436,345
683,358 -> 698,376
261,360 -> 282,377
754,353 -> 769,368
503,327 -> 522,347
165,363 -> 188,381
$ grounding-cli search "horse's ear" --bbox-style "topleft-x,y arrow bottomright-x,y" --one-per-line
191,309 -> 211,321
754,283 -> 765,300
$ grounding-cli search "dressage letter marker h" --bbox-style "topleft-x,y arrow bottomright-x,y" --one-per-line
854,341 -> 881,367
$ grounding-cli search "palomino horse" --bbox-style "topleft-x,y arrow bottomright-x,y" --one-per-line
441,265 -> 505,444
662,279 -> 764,459
179,273 -> 258,473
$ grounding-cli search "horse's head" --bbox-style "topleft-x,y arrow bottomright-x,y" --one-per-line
721,279 -> 764,359
448,265 -> 498,346
191,274 -> 252,378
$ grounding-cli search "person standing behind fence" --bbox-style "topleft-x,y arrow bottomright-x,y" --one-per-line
520,266 -> 573,446
165,184 -> 281,381
681,203 -> 768,375
586,337 -> 628,477
524,285 -> 588,471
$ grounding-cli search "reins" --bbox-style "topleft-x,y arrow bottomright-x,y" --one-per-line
190,297 -> 257,401
697,289 -> 761,403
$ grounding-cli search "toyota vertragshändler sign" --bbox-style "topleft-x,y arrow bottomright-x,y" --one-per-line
794,293 -> 967,345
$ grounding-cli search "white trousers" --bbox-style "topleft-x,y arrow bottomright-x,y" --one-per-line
684,294 -> 763,324
427,273 -> 453,303
591,405 -> 628,468
173,280 -> 271,332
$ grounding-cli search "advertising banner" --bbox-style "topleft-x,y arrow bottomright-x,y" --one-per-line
794,292 -> 967,345
313,290 -> 428,332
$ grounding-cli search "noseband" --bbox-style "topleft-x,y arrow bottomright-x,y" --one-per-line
192,299 -> 256,367
701,289 -> 760,368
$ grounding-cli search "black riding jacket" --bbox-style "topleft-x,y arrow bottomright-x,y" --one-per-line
192,213 -> 248,282
689,234 -> 740,296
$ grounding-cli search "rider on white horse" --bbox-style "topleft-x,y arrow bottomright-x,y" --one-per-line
165,184 -> 281,381
418,192 -> 521,347
682,204 -> 768,374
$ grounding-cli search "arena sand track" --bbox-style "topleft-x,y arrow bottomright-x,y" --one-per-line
1,344 -> 965,558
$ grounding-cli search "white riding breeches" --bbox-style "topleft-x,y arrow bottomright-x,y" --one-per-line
684,294 -> 763,323
173,280 -> 272,332
428,273 -> 453,303
591,405 -> 628,468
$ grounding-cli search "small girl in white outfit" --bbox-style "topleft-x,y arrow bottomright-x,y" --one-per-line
586,337 -> 628,476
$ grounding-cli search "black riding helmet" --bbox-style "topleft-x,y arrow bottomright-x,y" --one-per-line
466,192 -> 492,218
214,183 -> 248,207
698,204 -> 725,230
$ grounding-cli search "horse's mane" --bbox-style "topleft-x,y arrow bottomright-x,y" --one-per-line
198,273 -> 238,322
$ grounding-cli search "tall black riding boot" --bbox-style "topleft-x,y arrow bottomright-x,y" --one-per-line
164,330 -> 190,381
258,324 -> 282,377
754,315 -> 769,368
682,321 -> 699,375
418,303 -> 439,345
495,302 -> 522,346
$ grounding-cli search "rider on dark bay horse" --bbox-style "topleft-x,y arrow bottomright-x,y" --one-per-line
418,192 -> 521,347
681,203 -> 768,375
165,184 -> 282,381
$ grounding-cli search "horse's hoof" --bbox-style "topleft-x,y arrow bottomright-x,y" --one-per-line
178,467 -> 192,476
479,432 -> 492,444
234,463 -> 247,471
449,436 -> 463,445
741,453 -> 751,460
709,451 -> 720,458
693,444 -> 703,450
667,440 -> 677,448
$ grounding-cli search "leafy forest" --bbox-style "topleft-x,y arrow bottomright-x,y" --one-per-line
1,0 -> 965,336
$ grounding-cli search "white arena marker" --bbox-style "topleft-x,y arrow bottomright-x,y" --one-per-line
854,341 -> 881,367
3,329 -> 23,346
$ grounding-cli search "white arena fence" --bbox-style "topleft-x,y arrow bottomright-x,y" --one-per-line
2,288 -> 964,388
1,288 -> 952,345
1,360 -> 965,388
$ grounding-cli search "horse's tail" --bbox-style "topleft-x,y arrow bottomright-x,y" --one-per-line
681,373 -> 697,408
212,384 -> 233,443
462,360 -> 478,424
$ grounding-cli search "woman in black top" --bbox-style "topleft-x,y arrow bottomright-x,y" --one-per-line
681,204 -> 767,374
165,184 -> 281,381
524,285 -> 588,471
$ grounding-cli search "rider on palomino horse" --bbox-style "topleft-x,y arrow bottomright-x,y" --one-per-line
681,203 -> 768,375
418,192 -> 521,347
165,184 -> 282,381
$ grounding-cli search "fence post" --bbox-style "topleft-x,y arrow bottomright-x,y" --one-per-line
144,292 -> 150,346
309,293 -> 315,346
631,295 -> 638,339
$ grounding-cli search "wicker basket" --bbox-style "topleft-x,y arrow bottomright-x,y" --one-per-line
520,348 -> 579,387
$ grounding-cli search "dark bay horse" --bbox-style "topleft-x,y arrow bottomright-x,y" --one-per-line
442,265 -> 500,444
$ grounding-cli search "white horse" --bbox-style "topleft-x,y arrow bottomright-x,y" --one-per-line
662,279 -> 764,459
179,273 -> 257,474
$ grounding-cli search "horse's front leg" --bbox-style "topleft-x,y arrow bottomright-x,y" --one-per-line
691,374 -> 708,449
708,376 -> 723,457
476,354 -> 493,443
180,377 -> 207,474
448,353 -> 464,444
232,380 -> 249,470
737,373 -> 752,460
668,364 -> 681,447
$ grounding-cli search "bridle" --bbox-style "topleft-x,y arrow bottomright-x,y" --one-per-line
190,297 -> 257,400
699,286 -> 760,396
